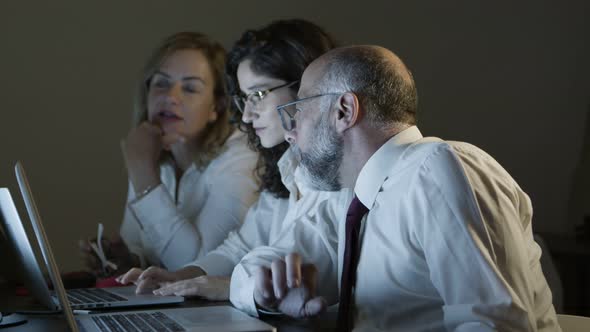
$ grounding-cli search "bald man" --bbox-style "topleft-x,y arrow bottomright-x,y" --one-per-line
235,45 -> 560,331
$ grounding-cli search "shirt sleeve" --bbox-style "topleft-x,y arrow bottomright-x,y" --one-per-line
124,146 -> 259,271
187,192 -> 282,277
229,189 -> 353,316
417,144 -> 541,331
119,184 -> 148,268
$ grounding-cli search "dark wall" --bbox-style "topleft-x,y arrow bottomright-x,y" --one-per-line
0,1 -> 587,271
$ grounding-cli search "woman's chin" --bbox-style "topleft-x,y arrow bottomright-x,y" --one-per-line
258,136 -> 285,149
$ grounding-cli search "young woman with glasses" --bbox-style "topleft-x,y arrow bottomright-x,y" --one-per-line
117,20 -> 352,308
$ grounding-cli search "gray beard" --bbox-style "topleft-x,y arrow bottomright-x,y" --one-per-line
292,116 -> 343,191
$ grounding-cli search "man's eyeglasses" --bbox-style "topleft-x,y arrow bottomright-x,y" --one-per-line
233,81 -> 298,113
276,93 -> 343,131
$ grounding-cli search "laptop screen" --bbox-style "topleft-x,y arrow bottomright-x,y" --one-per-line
15,161 -> 80,332
0,188 -> 56,310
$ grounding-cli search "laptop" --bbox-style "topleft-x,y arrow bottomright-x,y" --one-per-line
9,162 -> 276,332
0,161 -> 184,311
71,302 -> 276,332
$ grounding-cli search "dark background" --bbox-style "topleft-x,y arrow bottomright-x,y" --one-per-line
0,0 -> 587,297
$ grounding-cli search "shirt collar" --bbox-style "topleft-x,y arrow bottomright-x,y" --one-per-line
277,147 -> 300,194
293,166 -> 312,197
355,126 -> 423,209
160,159 -> 198,181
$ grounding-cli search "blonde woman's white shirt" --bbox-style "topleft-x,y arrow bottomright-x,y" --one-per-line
120,130 -> 259,271
190,148 -> 352,315
346,126 -> 559,331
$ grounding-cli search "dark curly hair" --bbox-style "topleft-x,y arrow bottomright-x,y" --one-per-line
226,19 -> 337,198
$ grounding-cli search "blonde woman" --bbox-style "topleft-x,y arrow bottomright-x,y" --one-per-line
80,32 -> 259,276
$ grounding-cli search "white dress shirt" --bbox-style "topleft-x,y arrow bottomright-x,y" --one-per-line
346,126 -> 560,331
119,130 -> 259,271
224,148 -> 353,317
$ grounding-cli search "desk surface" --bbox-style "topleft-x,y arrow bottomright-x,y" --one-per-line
0,282 -> 336,332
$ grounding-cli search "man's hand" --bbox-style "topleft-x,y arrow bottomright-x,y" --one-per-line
253,253 -> 327,318
154,276 -> 230,301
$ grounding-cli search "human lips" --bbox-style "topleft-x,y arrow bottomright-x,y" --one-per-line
156,110 -> 183,123
253,127 -> 266,135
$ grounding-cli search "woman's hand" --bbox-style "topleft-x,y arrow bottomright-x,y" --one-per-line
121,122 -> 164,194
154,275 -> 230,301
116,265 -> 205,294
79,235 -> 139,278
79,237 -> 104,276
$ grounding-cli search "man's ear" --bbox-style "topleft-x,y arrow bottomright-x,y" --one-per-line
334,92 -> 360,134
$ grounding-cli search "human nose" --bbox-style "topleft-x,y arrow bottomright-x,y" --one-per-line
163,83 -> 182,105
241,103 -> 257,123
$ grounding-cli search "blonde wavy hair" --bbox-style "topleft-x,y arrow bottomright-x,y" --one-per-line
132,31 -> 233,168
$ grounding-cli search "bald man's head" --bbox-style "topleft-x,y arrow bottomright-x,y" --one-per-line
307,45 -> 418,128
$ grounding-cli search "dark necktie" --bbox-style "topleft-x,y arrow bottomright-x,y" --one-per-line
336,195 -> 369,332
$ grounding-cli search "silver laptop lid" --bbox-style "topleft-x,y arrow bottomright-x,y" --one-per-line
0,188 -> 56,310
15,161 -> 79,332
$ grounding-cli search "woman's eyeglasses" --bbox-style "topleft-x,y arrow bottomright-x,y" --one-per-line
232,81 -> 299,113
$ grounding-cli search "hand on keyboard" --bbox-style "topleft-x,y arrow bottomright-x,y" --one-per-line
116,265 -> 206,294
154,275 -> 230,300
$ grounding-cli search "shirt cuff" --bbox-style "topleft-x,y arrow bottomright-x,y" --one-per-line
128,184 -> 175,231
229,264 -> 259,317
187,253 -> 236,277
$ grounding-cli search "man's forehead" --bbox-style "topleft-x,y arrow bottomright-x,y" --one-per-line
298,62 -> 326,97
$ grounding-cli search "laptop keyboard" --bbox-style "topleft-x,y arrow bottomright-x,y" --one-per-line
91,312 -> 186,332
66,288 -> 128,307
